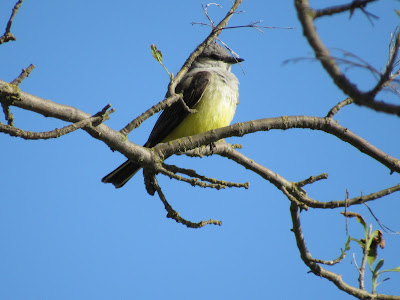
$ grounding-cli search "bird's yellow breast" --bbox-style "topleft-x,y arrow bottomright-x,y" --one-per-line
163,73 -> 238,142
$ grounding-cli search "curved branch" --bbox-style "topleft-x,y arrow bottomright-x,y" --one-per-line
155,116 -> 400,174
290,202 -> 400,300
1,80 -> 398,210
182,142 -> 400,209
295,0 -> 400,116
0,80 -> 153,167
151,173 -> 222,228
0,104 -> 114,140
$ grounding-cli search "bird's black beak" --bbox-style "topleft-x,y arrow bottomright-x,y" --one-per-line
228,57 -> 244,64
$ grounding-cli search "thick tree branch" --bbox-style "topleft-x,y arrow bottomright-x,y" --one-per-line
2,79 -> 399,208
154,116 -> 400,175
0,80 -> 153,168
184,142 -> 400,209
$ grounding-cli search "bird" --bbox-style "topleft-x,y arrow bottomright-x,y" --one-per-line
102,42 -> 244,188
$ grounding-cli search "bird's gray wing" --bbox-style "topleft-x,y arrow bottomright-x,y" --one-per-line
145,71 -> 211,147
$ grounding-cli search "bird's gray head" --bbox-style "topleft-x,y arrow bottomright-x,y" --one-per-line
198,42 -> 244,65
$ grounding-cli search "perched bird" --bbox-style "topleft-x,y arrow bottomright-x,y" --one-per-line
102,42 -> 244,188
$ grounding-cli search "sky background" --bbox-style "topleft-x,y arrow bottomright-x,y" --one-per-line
1,0 -> 400,299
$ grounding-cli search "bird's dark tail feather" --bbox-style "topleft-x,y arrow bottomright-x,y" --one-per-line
102,160 -> 141,188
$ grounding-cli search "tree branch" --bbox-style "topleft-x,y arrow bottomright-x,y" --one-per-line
0,104 -> 114,140
10,64 -> 35,86
168,0 -> 243,96
0,0 -> 23,44
313,0 -> 378,19
152,174 -> 222,228
295,0 -> 400,116
2,79 -> 399,210
290,202 -> 400,300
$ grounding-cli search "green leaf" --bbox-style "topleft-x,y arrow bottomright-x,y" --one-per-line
380,266 -> 400,274
368,253 -> 377,268
374,259 -> 384,274
150,44 -> 163,63
396,9 -> 400,17
366,230 -> 383,268
355,214 -> 367,232
350,237 -> 364,248
344,235 -> 351,251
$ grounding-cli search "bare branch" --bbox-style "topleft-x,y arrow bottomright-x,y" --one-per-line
326,98 -> 354,118
310,250 -> 347,266
1,64 -> 36,126
297,173 -> 328,188
0,80 -> 153,168
162,163 -> 249,189
119,94 -> 181,136
0,0 -> 23,44
154,115 -> 400,175
281,186 -> 309,211
152,174 -> 222,228
1,102 -> 14,126
0,104 -> 114,140
313,0 -> 378,20
202,2 -> 222,28
369,30 -> 400,97
295,0 -> 400,116
358,224 -> 371,290
10,64 -> 35,86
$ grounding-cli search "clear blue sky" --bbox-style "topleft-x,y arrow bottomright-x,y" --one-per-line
1,0 -> 400,299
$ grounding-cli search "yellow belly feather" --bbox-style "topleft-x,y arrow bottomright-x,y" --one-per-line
163,74 -> 238,142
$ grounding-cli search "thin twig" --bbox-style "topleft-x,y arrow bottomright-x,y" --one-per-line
313,0 -> 378,20
295,0 -> 400,116
353,253 -> 361,275
326,98 -> 354,118
0,104 -> 114,140
152,174 -> 222,228
119,94 -> 181,136
345,189 -> 349,236
120,0 -> 243,136
1,102 -> 14,126
369,30 -> 400,97
310,250 -> 347,266
162,163 -> 249,189
289,202 -> 395,299
297,173 -> 328,188
168,0 -> 243,96
10,64 -> 35,86
358,224 -> 371,290
0,0 -> 24,44
363,203 -> 400,234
